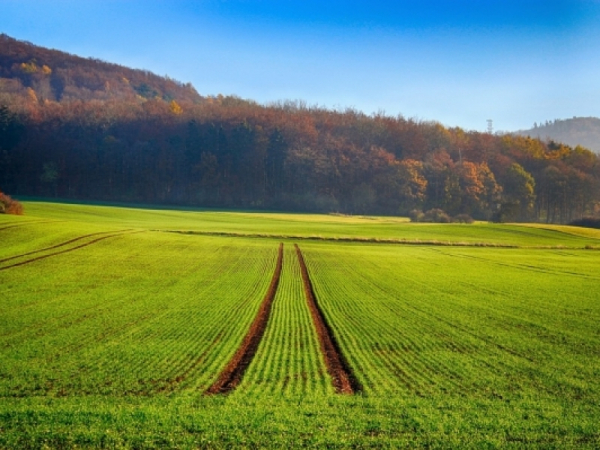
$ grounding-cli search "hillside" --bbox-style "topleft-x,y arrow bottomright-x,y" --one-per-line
1,35 -> 599,224
0,34 -> 201,105
516,117 -> 600,154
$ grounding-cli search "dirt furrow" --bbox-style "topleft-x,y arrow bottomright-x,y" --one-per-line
205,243 -> 284,395
0,230 -> 142,271
294,244 -> 361,394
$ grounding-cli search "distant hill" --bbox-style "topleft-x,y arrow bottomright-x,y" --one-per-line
1,34 -> 599,223
0,34 -> 201,105
516,117 -> 600,153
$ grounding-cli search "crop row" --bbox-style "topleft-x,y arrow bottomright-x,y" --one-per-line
207,243 -> 361,396
0,231 -> 278,396
206,243 -> 284,394
2,221 -> 599,401
236,244 -> 332,397
1,235 -> 356,398
300,243 -> 600,401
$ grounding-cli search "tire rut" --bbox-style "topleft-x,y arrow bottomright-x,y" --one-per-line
0,230 -> 142,271
205,243 -> 284,395
295,244 -> 361,394
0,220 -> 65,232
0,230 -> 131,264
429,248 -> 600,280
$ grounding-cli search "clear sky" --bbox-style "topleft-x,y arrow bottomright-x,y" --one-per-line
1,0 -> 599,131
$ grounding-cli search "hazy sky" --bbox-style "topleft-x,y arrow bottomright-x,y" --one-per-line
1,0 -> 599,131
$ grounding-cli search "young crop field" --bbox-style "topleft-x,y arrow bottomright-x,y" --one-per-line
1,201 -> 599,448
300,243 -> 600,398
17,200 -> 600,247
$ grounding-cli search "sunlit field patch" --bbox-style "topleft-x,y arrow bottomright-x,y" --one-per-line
1,201 -> 599,448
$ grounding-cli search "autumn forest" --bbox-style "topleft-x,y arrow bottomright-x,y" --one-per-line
1,34 -> 598,222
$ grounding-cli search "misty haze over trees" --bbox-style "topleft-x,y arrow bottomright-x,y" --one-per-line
517,117 -> 600,155
1,35 -> 599,223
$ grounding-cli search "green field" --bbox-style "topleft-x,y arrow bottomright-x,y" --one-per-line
1,202 -> 599,448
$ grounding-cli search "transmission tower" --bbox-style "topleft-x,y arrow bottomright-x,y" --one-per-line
487,119 -> 493,134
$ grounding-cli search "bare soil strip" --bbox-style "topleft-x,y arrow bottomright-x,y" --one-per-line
205,243 -> 284,395
0,230 -> 131,264
294,244 -> 361,394
0,230 -> 142,271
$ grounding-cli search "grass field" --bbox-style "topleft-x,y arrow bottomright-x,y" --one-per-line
16,200 -> 600,246
1,201 -> 599,448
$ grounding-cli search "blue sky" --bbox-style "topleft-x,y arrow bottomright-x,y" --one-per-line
1,0 -> 599,131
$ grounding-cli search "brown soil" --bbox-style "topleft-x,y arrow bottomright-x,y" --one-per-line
0,230 -> 141,271
205,243 -> 284,395
294,244 -> 361,394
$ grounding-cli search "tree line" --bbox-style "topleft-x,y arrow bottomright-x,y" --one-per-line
1,95 -> 599,223
2,34 -> 598,222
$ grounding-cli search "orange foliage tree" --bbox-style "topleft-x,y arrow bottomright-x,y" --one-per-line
0,191 -> 23,214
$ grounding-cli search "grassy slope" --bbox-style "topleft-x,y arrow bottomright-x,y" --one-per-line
12,201 -> 600,247
0,201 -> 599,448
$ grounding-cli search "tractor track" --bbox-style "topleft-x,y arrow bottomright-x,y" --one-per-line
295,244 -> 361,394
205,243 -> 284,394
0,229 -> 132,264
0,230 -> 143,271
0,220 -> 65,232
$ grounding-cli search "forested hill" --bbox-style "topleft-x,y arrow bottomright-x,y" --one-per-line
516,117 -> 600,154
0,34 -> 201,105
1,36 -> 599,223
